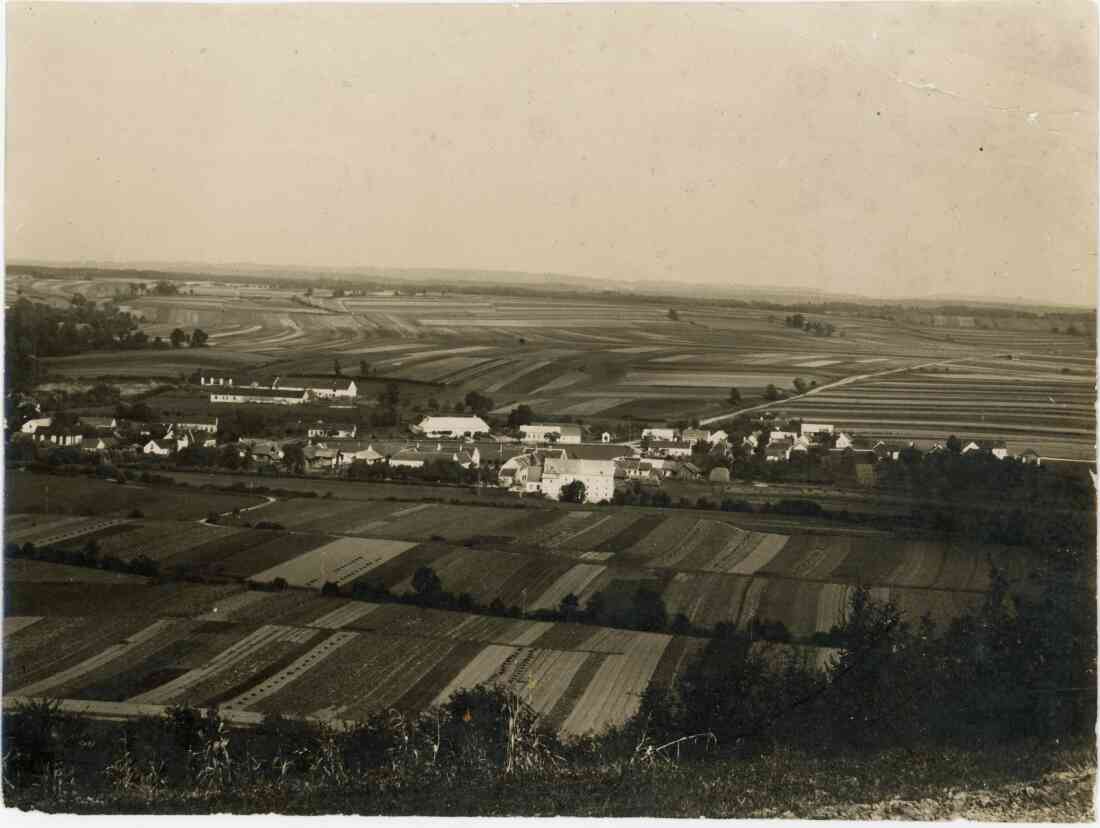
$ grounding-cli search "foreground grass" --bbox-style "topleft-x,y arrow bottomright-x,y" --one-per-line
10,743 -> 1093,819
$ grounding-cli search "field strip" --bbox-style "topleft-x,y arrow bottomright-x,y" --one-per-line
530,564 -> 607,612
221,631 -> 360,711
519,650 -> 590,716
250,537 -> 417,588
559,514 -> 616,544
6,516 -> 88,543
209,324 -> 263,339
129,625 -> 295,704
484,360 -> 552,393
390,503 -> 434,518
580,551 -> 615,562
736,578 -> 769,628
508,621 -> 555,647
816,584 -> 851,633
729,535 -> 789,576
4,616 -> 44,637
559,632 -> 671,736
197,590 -> 276,621
308,602 -> 382,629
18,620 -> 177,697
432,644 -> 517,705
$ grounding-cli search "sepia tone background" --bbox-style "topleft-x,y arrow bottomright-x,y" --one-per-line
7,2 -> 1097,305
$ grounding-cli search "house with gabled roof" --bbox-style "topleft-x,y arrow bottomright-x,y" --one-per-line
962,439 -> 1010,460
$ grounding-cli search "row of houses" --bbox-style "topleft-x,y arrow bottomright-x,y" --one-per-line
200,370 -> 358,404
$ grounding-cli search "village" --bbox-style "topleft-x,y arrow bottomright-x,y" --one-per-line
8,365 -> 1086,505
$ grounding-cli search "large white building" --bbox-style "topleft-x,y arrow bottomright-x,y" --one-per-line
275,377 -> 358,400
642,427 -> 677,441
519,423 -> 582,444
210,387 -> 308,406
416,415 -> 490,439
540,457 -> 616,503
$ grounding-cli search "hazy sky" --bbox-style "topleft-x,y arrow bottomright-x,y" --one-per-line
8,2 -> 1097,305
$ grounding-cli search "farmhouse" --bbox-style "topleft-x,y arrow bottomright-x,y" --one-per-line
765,442 -> 793,462
709,430 -> 728,444
415,415 -> 490,439
681,427 -> 711,444
646,440 -> 693,459
174,415 -> 219,434
302,445 -> 339,472
498,449 -> 565,492
834,432 -> 855,450
540,457 -> 616,503
769,430 -> 799,443
210,387 -> 309,405
962,439 -> 1010,460
801,423 -> 835,437
642,427 -> 677,441
20,417 -> 51,434
275,376 -> 358,400
33,427 -> 81,447
307,421 -> 358,439
1020,448 -> 1041,465
143,439 -> 171,456
335,443 -> 385,466
390,445 -> 480,469
616,457 -> 659,481
520,423 -> 583,444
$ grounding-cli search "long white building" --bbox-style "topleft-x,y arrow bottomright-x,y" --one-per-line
519,423 -> 582,444
415,415 -> 490,438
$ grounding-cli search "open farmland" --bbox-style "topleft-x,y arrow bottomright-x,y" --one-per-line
3,565 -> 722,736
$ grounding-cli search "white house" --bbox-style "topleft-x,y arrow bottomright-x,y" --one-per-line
143,439 -> 171,456
390,445 -> 480,469
742,433 -> 759,449
416,415 -> 490,439
520,423 -> 582,444
498,450 -> 565,492
708,430 -> 729,444
962,439 -> 1010,460
646,440 -> 693,458
682,427 -> 711,444
175,416 -> 219,434
308,421 -> 358,439
275,377 -> 358,400
337,443 -> 385,466
210,387 -> 308,405
20,417 -> 51,434
539,457 -> 616,503
834,432 -> 855,450
642,427 -> 677,441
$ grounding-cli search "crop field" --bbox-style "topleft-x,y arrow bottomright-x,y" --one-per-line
250,537 -> 419,588
5,474 -> 265,521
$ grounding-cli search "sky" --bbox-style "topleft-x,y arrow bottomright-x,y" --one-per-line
7,2 -> 1097,305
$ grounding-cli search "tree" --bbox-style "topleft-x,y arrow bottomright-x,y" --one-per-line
793,377 -> 808,394
169,328 -> 188,349
946,434 -> 963,455
412,566 -> 443,599
464,391 -> 493,416
559,592 -> 581,621
560,480 -> 587,503
359,360 -> 370,377
304,287 -> 313,297
190,328 -> 208,348
632,587 -> 669,631
282,443 -> 306,474
507,404 -> 535,429
763,384 -> 781,401
668,308 -> 680,321
333,358 -> 342,376
729,387 -> 742,405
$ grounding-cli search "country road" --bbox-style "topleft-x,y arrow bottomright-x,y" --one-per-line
699,356 -> 988,427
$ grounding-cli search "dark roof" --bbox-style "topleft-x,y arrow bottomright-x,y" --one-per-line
565,444 -> 635,461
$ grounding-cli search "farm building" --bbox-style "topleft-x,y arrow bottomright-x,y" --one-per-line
19,417 -> 51,434
335,443 -> 385,466
174,416 -> 219,434
415,415 -> 490,439
616,457 -> 659,481
765,441 -> 793,462
962,439 -> 1010,460
801,423 -> 835,437
646,440 -> 693,458
769,430 -> 799,443
681,427 -> 711,444
498,450 -> 565,492
142,439 -> 171,456
641,427 -> 677,441
307,421 -> 358,439
709,429 -> 728,444
302,445 -> 339,472
1020,448 -> 1041,465
540,457 -> 617,503
834,432 -> 855,449
79,436 -> 115,454
275,376 -> 358,400
33,427 -> 81,446
708,467 -> 731,484
390,445 -> 480,469
742,433 -> 759,449
520,423 -> 583,444
210,387 -> 309,405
